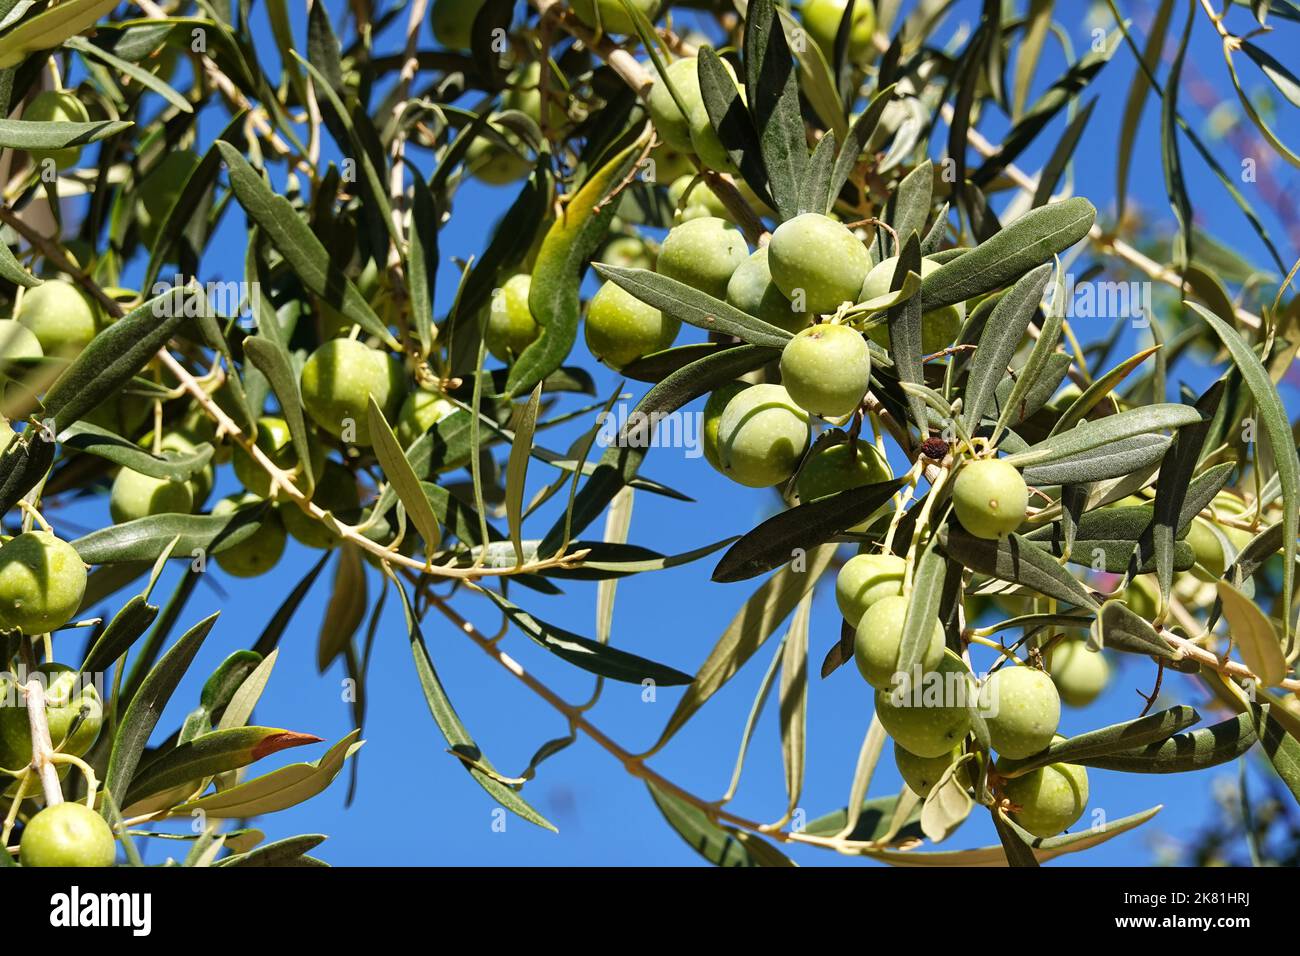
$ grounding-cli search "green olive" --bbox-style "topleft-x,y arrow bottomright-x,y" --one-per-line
874,652 -> 972,758
725,248 -> 807,335
779,323 -> 871,418
211,494 -> 287,577
854,594 -> 945,691
584,280 -> 680,369
801,0 -> 877,64
1000,743 -> 1089,838
952,458 -> 1029,540
16,280 -> 100,357
571,0 -> 658,34
657,217 -> 749,301
465,121 -> 533,185
0,532 -> 87,635
895,742 -> 963,798
714,383 -> 810,488
109,467 -> 194,523
982,666 -> 1060,760
281,460 -> 361,550
701,381 -> 752,473
300,338 -> 407,447
860,256 -> 965,354
485,274 -> 541,362
1048,638 -> 1110,708
233,416 -> 326,499
0,319 -> 43,360
0,663 -> 102,769
430,0 -> 485,50
19,801 -> 116,867
795,440 -> 892,506
397,388 -> 459,447
768,214 -> 869,317
835,553 -> 905,626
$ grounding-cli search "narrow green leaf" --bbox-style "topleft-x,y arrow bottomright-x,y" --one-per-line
105,613 -> 218,801
920,198 -> 1096,311
504,383 -> 543,565
651,544 -> 837,752
398,586 -> 555,831
507,138 -> 644,396
1188,301 -> 1299,643
711,478 -> 904,583
475,586 -> 692,686
368,396 -> 442,554
215,142 -> 397,348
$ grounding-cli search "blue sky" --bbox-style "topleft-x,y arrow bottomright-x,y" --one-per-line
48,0 -> 1300,865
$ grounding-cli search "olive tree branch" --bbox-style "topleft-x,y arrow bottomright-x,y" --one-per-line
426,591 -> 923,856
0,208 -> 585,580
940,102 -> 1262,331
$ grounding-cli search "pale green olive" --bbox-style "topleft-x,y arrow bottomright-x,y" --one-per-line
657,217 -> 749,301
431,0 -> 485,50
726,248 -> 807,334
19,802 -> 116,867
768,214 -> 869,316
211,494 -> 287,577
835,552 -> 905,626
584,280 -> 680,369
1000,745 -> 1089,838
801,0 -> 877,64
0,663 -> 102,769
0,319 -> 43,359
982,666 -> 1060,760
1048,638 -> 1110,708
300,338 -> 407,447
701,381 -> 752,473
485,274 -> 541,362
0,532 -> 87,635
16,280 -> 100,357
779,323 -> 871,418
572,0 -> 658,34
397,389 -> 458,448
895,742 -> 963,798
952,458 -> 1029,540
874,653 -> 972,758
854,593 -> 945,691
860,256 -> 965,354
281,460 -> 361,550
714,383 -> 810,488
109,467 -> 193,523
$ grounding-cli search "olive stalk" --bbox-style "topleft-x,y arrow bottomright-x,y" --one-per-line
23,678 -> 63,807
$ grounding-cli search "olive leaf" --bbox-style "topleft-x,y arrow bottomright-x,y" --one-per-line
651,544 -> 838,753
475,586 -> 692,686
216,142 -> 398,349
1078,713 -> 1258,773
507,137 -> 645,396
998,706 -> 1201,777
711,477 -> 904,582
962,262 -> 1051,429
1187,302 -> 1299,644
648,782 -> 794,867
920,198 -> 1096,311
105,612 -> 219,802
940,527 -> 1100,611
593,264 -> 793,348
